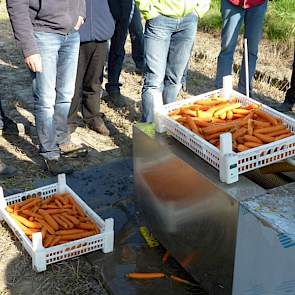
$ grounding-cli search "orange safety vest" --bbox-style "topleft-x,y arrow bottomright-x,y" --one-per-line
228,0 -> 266,9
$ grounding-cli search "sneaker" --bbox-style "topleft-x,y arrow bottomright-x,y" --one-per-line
89,117 -> 110,136
44,158 -> 73,175
0,161 -> 17,177
108,91 -> 126,107
59,142 -> 88,158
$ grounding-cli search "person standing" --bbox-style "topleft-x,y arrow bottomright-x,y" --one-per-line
215,0 -> 268,96
271,45 -> 295,112
106,0 -> 144,107
7,0 -> 86,175
68,0 -> 115,136
136,0 -> 210,122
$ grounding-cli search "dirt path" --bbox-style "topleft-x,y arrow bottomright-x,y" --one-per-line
0,2 -> 293,294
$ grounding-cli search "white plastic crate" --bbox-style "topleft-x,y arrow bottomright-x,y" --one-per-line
0,174 -> 114,272
156,89 -> 295,184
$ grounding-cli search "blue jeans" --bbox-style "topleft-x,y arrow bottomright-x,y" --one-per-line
142,13 -> 198,122
32,31 -> 80,160
215,0 -> 267,95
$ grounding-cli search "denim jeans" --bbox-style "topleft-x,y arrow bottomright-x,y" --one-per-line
215,0 -> 268,95
106,0 -> 143,93
32,31 -> 80,160
142,13 -> 198,122
129,6 -> 144,69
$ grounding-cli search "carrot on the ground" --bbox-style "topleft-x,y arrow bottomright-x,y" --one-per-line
127,273 -> 166,279
170,275 -> 195,286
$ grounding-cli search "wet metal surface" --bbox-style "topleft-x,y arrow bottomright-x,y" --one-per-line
35,158 -> 208,295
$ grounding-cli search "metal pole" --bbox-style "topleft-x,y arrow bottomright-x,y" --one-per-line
244,38 -> 250,98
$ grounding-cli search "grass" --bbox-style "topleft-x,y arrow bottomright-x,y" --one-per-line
199,0 -> 295,44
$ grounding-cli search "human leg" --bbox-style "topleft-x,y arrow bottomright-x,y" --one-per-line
129,6 -> 144,71
163,13 -> 197,104
142,15 -> 174,122
239,1 -> 267,95
215,0 -> 245,89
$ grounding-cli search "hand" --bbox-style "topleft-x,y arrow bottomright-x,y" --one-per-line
24,54 -> 42,72
74,16 -> 84,30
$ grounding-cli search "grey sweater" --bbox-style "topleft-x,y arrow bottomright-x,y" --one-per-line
7,0 -> 86,58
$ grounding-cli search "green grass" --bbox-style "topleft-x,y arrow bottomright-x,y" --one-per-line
199,0 -> 295,43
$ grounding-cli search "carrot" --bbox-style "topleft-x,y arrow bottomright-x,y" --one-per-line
28,216 -> 34,221
226,110 -> 233,120
253,132 -> 276,143
44,235 -> 55,248
20,198 -> 41,210
22,210 -> 43,220
49,235 -> 61,247
232,127 -> 247,140
219,112 -> 227,120
232,108 -> 250,114
209,139 -> 219,145
248,119 -> 253,136
56,229 -> 86,235
191,118 -> 211,127
244,141 -> 263,148
205,132 -> 223,141
127,273 -> 166,280
232,113 -> 245,119
244,135 -> 263,144
11,213 -> 41,229
6,206 -> 14,213
63,214 -> 80,225
180,109 -> 197,117
61,230 -> 96,241
254,124 -> 285,134
39,209 -> 59,230
255,110 -> 277,125
13,219 -> 40,236
267,129 -> 290,137
54,194 -> 69,205
41,226 -> 47,239
36,218 -> 56,235
52,215 -> 68,229
170,275 -> 195,286
162,251 -> 170,263
58,215 -> 74,229
237,144 -> 249,152
202,121 -> 241,135
40,208 -> 71,214
168,109 -> 180,116
252,120 -> 271,128
276,133 -> 293,140
42,204 -> 60,209
77,222 -> 96,230
186,117 -> 201,135
198,110 -> 213,119
214,103 -> 241,117
72,204 -> 85,218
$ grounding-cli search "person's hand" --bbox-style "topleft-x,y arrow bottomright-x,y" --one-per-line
74,16 -> 84,30
24,54 -> 42,72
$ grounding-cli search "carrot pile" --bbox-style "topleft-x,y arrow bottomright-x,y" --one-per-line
5,192 -> 100,248
168,97 -> 294,152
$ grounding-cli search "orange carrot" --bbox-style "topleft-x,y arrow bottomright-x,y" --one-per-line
49,235 -> 61,247
127,273 -> 166,279
170,275 -> 195,286
252,120 -> 271,128
232,127 -> 247,140
42,204 -> 60,209
244,135 -> 263,144
276,133 -> 293,140
63,214 -> 80,225
58,215 -> 74,229
13,219 -> 40,236
226,110 -> 233,120
233,108 -> 250,114
36,218 -> 56,235
11,213 -> 41,229
253,132 -> 275,143
39,209 -> 59,230
255,110 -> 277,125
267,129 -> 290,137
5,206 -> 14,213
237,144 -> 249,152
44,235 -> 55,248
52,215 -> 69,229
77,222 -> 96,230
254,124 -> 285,134
22,210 -> 43,220
20,198 -> 41,210
187,116 -> 201,135
248,119 -> 253,136
180,109 -> 197,117
41,226 -> 47,239
56,229 -> 86,235
214,103 -> 241,116
61,230 -> 96,241
244,141 -> 263,148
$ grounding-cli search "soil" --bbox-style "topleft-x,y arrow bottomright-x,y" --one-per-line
0,2 -> 294,294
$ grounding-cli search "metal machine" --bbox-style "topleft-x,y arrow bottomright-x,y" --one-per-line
134,123 -> 295,295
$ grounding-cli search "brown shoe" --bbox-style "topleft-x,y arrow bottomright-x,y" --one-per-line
59,142 -> 88,158
89,117 -> 110,136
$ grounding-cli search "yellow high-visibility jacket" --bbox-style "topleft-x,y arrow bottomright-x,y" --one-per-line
135,0 -> 211,20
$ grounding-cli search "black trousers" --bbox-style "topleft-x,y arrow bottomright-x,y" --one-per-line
286,46 -> 295,102
68,41 -> 108,125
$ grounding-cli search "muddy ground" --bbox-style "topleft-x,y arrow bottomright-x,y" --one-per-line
0,2 -> 294,294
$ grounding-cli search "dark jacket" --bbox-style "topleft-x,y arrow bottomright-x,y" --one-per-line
80,0 -> 115,43
108,0 -> 121,21
7,0 -> 86,57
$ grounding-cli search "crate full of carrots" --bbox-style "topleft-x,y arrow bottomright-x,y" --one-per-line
157,89 -> 295,181
0,174 -> 114,272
